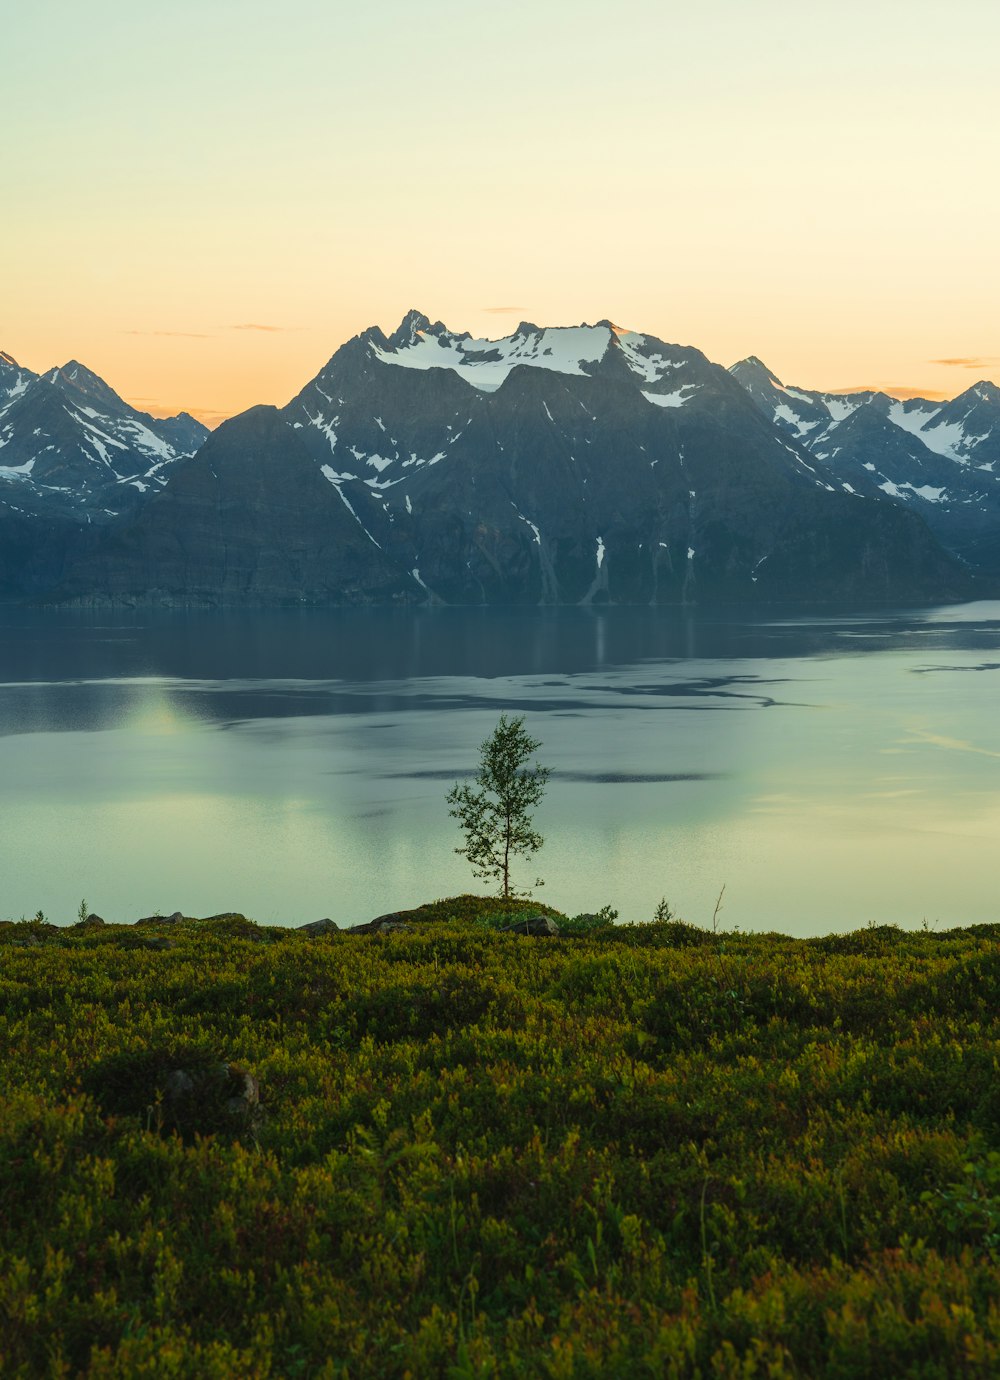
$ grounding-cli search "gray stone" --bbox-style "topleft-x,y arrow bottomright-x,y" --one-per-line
164,1068 -> 196,1098
346,915 -> 410,935
297,918 -> 339,936
499,915 -> 560,936
224,1070 -> 261,1117
162,1062 -> 261,1136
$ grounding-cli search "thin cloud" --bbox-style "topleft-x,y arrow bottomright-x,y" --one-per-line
481,306 -> 526,314
123,330 -> 210,339
231,323 -> 290,332
141,403 -> 231,429
929,357 -> 1000,369
885,387 -> 951,401
830,383 -> 950,401
184,409 -> 230,429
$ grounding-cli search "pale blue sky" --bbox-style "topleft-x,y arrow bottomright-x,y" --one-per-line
5,0 -> 999,420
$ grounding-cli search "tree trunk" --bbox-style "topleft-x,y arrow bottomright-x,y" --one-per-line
502,812 -> 511,898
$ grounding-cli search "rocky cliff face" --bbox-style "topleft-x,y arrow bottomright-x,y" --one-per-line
58,407 -> 409,605
13,315 -> 984,606
0,353 -> 208,598
272,313 -> 970,605
729,359 -> 1000,573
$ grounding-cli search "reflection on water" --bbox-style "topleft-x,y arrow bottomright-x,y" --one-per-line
1,603 -> 998,934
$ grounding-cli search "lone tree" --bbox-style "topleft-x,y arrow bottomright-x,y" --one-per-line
447,713 -> 551,900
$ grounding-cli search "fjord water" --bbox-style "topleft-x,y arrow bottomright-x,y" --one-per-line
1,603 -> 998,935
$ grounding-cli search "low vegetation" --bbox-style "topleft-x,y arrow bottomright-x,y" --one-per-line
1,900 -> 998,1377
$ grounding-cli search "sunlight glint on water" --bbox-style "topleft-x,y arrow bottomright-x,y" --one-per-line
1,602 -> 998,934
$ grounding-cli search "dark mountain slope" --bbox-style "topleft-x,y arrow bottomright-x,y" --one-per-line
24,314 -> 981,605
58,407 -> 408,605
729,359 -> 1000,572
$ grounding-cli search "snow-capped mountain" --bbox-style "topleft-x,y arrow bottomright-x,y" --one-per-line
0,355 -> 208,526
57,312 -> 970,606
362,313 -> 712,400
0,350 -> 36,408
729,358 -> 1000,571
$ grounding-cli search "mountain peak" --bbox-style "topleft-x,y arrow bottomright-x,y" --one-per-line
0,350 -> 21,369
970,380 -> 1000,404
56,360 -> 104,384
388,309 -> 434,348
729,356 -> 784,387
44,360 -> 129,413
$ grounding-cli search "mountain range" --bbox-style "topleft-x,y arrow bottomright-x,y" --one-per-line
2,316 -> 994,606
729,357 -> 1000,572
0,351 -> 207,594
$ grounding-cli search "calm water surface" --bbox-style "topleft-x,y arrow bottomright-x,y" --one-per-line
1,603 -> 998,935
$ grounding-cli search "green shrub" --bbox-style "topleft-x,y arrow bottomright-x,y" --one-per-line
1,906 -> 997,1376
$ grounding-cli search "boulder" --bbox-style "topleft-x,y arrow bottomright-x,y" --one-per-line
346,914 -> 410,935
158,1062 -> 261,1137
297,918 -> 339,936
78,913 -> 106,928
84,1050 -> 262,1141
199,914 -> 269,941
499,915 -> 560,936
135,911 -> 185,926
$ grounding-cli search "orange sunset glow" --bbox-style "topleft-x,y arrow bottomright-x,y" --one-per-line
5,2 -> 999,424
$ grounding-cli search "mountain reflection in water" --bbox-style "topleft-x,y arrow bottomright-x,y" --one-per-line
1,602 -> 998,934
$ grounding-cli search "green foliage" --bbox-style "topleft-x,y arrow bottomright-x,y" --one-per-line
922,1152 -> 1000,1261
376,893 -> 566,928
1,912 -> 998,1375
557,908 -> 618,935
471,906 -> 546,932
81,1044 -> 261,1142
447,713 -> 551,899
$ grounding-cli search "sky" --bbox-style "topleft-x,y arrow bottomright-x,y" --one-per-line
4,0 -> 1000,425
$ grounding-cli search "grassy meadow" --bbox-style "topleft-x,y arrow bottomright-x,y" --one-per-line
1,898 -> 998,1377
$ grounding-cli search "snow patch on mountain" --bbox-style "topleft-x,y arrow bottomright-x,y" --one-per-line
364,313 -> 711,400
729,354 -> 1000,568
0,355 -> 208,525
879,479 -> 947,503
306,411 -> 339,452
774,402 -> 819,435
0,458 -> 35,478
370,321 -> 613,392
116,417 -> 177,461
613,330 -> 689,384
511,502 -> 541,544
886,402 -> 969,462
642,386 -> 700,409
